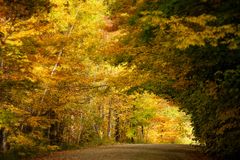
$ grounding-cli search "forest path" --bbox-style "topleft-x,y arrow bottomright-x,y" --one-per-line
33,144 -> 211,160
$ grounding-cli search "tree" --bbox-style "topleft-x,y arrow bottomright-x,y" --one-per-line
0,0 -> 110,157
106,0 -> 240,159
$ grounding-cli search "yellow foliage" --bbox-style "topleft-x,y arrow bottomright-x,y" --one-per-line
47,145 -> 60,151
9,134 -> 35,147
26,116 -> 45,127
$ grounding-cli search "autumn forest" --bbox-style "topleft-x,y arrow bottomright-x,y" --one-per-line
0,0 -> 239,160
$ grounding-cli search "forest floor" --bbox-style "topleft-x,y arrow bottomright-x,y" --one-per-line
32,144 -> 212,160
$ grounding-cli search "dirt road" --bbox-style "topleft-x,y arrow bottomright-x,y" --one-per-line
34,144 -> 211,160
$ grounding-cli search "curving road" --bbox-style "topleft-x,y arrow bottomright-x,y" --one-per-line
34,144 -> 211,160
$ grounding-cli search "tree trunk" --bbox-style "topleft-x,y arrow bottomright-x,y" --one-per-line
141,125 -> 144,142
0,127 -> 7,153
115,116 -> 120,142
97,104 -> 103,139
0,127 -> 4,152
107,98 -> 112,138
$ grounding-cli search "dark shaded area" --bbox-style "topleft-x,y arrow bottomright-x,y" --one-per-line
138,0 -> 240,24
1,0 -> 51,20
110,0 -> 240,159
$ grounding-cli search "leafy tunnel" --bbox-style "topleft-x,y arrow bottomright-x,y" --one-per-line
0,0 -> 239,160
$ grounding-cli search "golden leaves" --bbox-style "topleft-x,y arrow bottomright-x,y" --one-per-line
135,13 -> 239,50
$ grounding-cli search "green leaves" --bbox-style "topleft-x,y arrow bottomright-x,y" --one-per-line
0,110 -> 16,128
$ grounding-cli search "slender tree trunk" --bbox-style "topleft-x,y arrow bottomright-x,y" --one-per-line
107,98 -> 112,138
0,128 -> 7,153
41,9 -> 80,103
107,107 -> 112,138
77,129 -> 82,144
0,127 -> 4,152
77,112 -> 83,144
115,116 -> 120,142
93,124 -> 99,137
96,105 -> 102,139
0,58 -> 3,81
1,58 -> 3,70
3,130 -> 6,152
141,125 -> 144,142
101,104 -> 105,137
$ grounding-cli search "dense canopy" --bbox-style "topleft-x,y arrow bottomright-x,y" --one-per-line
0,0 -> 239,159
